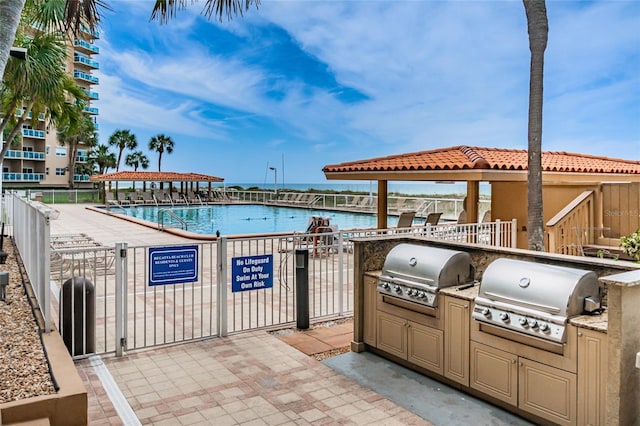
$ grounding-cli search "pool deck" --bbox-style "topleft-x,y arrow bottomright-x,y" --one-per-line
51,204 -> 431,425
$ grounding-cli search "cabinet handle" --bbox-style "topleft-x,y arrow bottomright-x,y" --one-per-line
511,360 -> 516,364
578,332 -> 583,337
519,361 -> 523,367
464,305 -> 469,310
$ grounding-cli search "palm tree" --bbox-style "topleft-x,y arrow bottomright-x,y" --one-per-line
89,143 -> 116,175
126,150 -> 150,191
149,133 -> 174,170
88,143 -> 116,202
0,32 -> 85,156
107,129 -> 137,171
150,0 -> 259,23
125,150 -> 150,172
0,0 -> 106,82
149,133 -> 174,189
523,0 -> 548,251
58,112 -> 97,189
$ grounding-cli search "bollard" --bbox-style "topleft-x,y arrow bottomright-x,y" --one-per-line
60,277 -> 95,356
295,248 -> 309,329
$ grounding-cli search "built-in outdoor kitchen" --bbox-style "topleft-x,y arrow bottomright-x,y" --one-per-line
351,236 -> 640,426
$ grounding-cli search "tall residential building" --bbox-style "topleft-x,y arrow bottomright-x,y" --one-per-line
2,25 -> 99,189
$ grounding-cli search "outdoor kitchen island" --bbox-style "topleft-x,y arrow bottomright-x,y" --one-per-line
351,236 -> 639,426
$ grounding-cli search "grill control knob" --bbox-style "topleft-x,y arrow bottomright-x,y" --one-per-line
527,319 -> 538,329
381,282 -> 390,291
481,308 -> 491,317
418,291 -> 426,299
499,312 -> 509,322
539,323 -> 550,332
408,289 -> 417,297
394,285 -> 402,294
519,318 -> 529,327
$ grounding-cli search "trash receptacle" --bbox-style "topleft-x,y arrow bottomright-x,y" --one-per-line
60,277 -> 95,356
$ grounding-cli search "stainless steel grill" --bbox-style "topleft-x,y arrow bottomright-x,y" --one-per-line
472,258 -> 601,345
378,244 -> 474,308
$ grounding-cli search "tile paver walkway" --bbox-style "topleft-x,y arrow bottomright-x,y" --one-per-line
51,204 -> 427,425
77,331 -> 431,425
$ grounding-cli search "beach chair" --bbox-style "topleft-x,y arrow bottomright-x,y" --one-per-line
140,191 -> 155,205
132,191 -> 145,205
105,192 -> 118,206
396,211 -> 416,228
425,212 -> 442,226
116,191 -> 131,205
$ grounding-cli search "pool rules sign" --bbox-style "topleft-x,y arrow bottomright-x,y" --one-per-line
232,254 -> 273,292
149,245 -> 198,286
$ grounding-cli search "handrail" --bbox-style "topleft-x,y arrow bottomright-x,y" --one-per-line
158,208 -> 187,231
546,190 -> 594,255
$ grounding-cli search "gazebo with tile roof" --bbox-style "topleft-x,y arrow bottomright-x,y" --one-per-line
323,146 -> 640,250
90,171 -> 224,200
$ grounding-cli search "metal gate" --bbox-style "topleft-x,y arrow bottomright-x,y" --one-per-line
51,232 -> 353,358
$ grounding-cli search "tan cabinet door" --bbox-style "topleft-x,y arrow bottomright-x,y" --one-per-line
443,296 -> 470,386
470,341 -> 518,406
376,311 -> 406,359
519,357 -> 577,426
577,329 -> 607,426
408,321 -> 443,375
363,277 -> 377,346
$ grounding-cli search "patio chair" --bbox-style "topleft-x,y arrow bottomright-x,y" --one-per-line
116,191 -> 131,205
140,191 -> 156,205
396,211 -> 416,228
105,192 -> 118,206
425,212 -> 442,226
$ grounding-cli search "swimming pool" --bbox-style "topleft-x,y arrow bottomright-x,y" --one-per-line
122,204 -> 400,236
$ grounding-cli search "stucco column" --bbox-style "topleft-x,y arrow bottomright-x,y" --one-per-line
377,180 -> 388,229
466,181 -> 479,223
600,270 -> 640,426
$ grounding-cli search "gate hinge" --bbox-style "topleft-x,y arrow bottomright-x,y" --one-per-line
120,338 -> 127,349
120,249 -> 127,258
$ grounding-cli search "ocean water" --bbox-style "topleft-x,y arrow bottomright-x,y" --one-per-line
219,181 -> 490,196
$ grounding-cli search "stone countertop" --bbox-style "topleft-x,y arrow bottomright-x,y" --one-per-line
569,310 -> 608,333
439,282 -> 480,301
364,271 -> 608,332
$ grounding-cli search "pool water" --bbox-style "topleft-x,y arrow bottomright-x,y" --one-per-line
124,204 -> 398,236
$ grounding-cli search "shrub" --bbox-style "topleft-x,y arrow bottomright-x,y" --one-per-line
620,228 -> 640,262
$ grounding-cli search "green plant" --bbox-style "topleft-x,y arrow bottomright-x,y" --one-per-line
620,228 -> 640,262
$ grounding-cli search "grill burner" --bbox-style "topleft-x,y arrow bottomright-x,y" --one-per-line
378,244 -> 474,308
473,258 -> 601,345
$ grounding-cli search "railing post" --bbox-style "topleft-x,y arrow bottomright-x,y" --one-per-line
115,242 -> 127,357
217,237 -> 227,337
495,219 -> 502,248
511,219 -> 518,248
337,232 -> 344,316
295,248 -> 309,329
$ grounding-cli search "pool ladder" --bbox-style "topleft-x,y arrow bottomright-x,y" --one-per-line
158,209 -> 188,231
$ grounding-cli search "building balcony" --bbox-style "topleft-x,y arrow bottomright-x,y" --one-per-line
22,128 -> 46,139
73,174 -> 90,182
2,172 -> 45,182
15,110 -> 45,121
82,88 -> 99,100
84,106 -> 99,115
73,39 -> 99,54
74,54 -> 99,69
80,24 -> 100,39
74,70 -> 99,84
5,150 -> 46,160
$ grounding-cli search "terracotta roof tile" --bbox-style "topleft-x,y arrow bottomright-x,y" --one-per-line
322,146 -> 640,175
90,171 -> 224,182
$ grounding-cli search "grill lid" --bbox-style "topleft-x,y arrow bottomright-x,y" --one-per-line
380,244 -> 474,289
477,258 -> 600,318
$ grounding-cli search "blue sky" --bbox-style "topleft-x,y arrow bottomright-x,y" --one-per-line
95,1 -> 640,185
